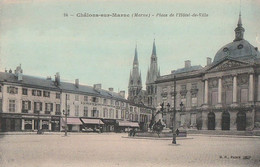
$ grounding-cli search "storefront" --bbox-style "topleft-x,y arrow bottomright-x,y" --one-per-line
62,117 -> 83,132
81,118 -> 104,132
116,120 -> 139,132
101,119 -> 117,132
0,113 -> 22,132
51,116 -> 60,131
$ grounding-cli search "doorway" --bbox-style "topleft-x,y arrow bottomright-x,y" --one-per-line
208,112 -> 215,130
222,111 -> 230,130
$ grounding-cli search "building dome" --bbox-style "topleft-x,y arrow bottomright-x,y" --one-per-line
213,13 -> 260,63
213,39 -> 260,63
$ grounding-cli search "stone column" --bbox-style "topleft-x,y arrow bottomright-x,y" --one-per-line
32,120 -> 34,131
249,74 -> 254,102
233,75 -> 237,103
204,79 -> 208,104
49,121 -> 52,131
258,75 -> 260,101
21,119 -> 25,131
215,112 -> 222,130
39,120 -> 42,129
218,77 -> 222,104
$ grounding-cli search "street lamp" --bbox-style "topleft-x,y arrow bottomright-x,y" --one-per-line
63,94 -> 69,136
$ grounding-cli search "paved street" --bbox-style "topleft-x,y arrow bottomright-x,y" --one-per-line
0,133 -> 260,167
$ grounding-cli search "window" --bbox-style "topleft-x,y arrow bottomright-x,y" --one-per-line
180,114 -> 186,126
92,97 -> 98,103
84,106 -> 88,116
103,99 -> 107,104
9,100 -> 15,112
109,109 -> 114,118
116,110 -> 119,119
92,107 -> 99,117
32,90 -> 42,96
75,95 -> 79,101
211,91 -> 218,105
241,89 -> 248,103
37,90 -> 42,96
84,96 -> 88,102
0,86 -> 1,92
110,99 -> 114,105
34,102 -> 42,111
225,91 -> 232,104
7,86 -> 18,94
67,105 -> 70,116
191,93 -> 197,107
56,93 -> 60,99
66,94 -> 70,100
43,91 -> 50,97
121,110 -> 124,119
56,104 -> 60,113
22,88 -> 28,95
191,114 -> 196,126
103,108 -> 108,118
75,105 -> 79,116
45,103 -> 53,111
121,102 -> 124,107
22,101 -> 31,110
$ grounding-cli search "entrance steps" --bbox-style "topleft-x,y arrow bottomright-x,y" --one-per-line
187,130 -> 260,136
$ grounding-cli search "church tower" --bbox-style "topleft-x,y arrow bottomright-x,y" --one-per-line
146,39 -> 160,107
128,46 -> 143,103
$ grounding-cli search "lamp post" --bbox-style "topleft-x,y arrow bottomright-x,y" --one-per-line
63,94 -> 68,136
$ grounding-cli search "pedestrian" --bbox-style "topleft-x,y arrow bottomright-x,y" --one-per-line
176,129 -> 179,136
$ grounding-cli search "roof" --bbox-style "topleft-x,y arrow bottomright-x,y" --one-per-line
213,39 -> 260,63
172,65 -> 202,74
0,72 -> 126,101
0,72 -> 58,90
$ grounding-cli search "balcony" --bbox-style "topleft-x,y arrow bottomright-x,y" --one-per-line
22,110 -> 28,113
55,111 -> 61,115
34,110 -> 41,114
45,111 -> 51,115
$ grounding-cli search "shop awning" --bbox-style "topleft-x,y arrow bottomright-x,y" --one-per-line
81,118 -> 104,125
62,118 -> 82,125
117,121 -> 139,128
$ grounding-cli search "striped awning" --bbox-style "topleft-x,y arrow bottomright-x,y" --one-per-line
81,118 -> 104,125
62,118 -> 82,125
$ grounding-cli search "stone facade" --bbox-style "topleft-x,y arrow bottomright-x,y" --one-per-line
0,65 -> 152,132
154,14 -> 260,131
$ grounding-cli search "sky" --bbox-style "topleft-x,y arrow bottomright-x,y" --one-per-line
0,0 -> 260,97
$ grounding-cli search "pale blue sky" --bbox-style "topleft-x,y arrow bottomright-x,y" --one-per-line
0,0 -> 259,96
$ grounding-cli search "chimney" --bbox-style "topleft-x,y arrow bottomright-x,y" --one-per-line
15,64 -> 23,81
119,91 -> 125,98
207,57 -> 212,66
109,88 -> 114,92
75,79 -> 79,88
55,72 -> 60,86
185,60 -> 191,68
94,84 -> 101,90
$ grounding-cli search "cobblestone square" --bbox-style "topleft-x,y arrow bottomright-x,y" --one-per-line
0,134 -> 259,167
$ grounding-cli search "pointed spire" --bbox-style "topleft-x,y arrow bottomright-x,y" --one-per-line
152,39 -> 156,56
238,11 -> 242,27
234,10 -> 245,42
134,45 -> 138,65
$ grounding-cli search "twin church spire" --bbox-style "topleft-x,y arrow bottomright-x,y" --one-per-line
128,40 -> 160,102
